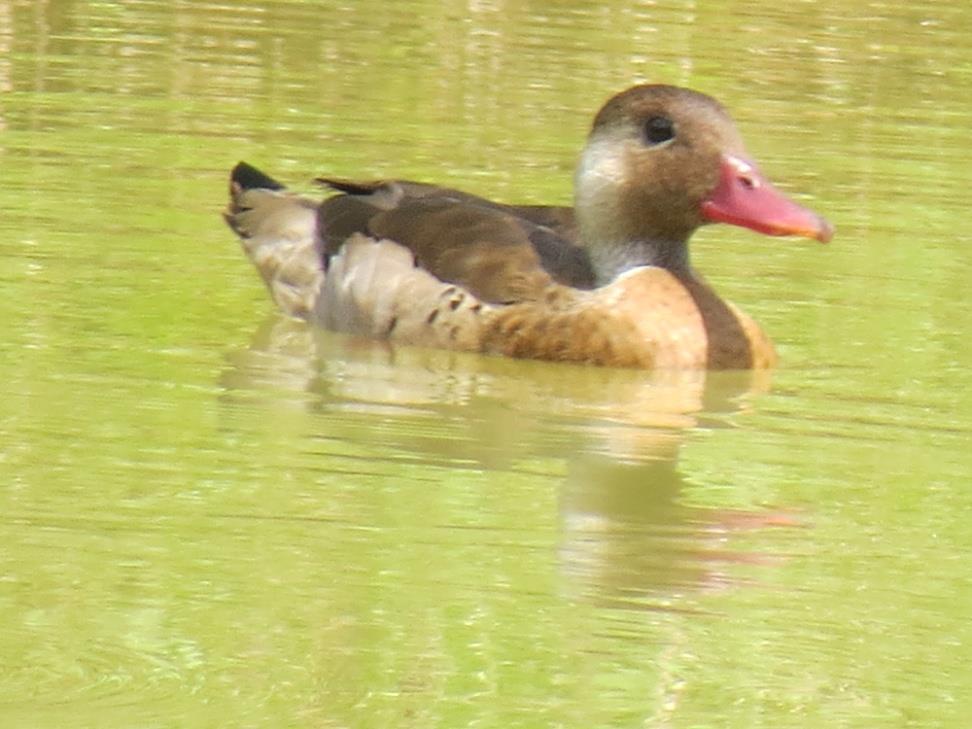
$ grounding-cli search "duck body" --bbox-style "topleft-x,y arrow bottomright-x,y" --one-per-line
225,85 -> 832,370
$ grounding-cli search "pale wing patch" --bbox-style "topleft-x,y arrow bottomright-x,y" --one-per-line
316,235 -> 492,351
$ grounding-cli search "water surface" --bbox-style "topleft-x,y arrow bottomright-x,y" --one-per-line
2,1 -> 971,727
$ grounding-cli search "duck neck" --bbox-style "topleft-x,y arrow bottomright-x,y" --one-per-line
586,237 -> 692,286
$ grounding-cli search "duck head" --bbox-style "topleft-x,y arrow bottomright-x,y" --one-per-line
574,85 -> 833,282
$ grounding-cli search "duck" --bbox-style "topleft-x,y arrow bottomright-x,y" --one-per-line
224,84 -> 833,370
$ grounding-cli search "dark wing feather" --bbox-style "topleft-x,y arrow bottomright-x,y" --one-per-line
316,180 -> 594,304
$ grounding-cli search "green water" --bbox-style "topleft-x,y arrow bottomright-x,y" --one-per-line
2,1 -> 972,727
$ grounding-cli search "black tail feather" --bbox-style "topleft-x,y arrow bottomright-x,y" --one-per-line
231,161 -> 286,191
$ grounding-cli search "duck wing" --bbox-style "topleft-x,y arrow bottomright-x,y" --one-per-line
317,178 -> 594,304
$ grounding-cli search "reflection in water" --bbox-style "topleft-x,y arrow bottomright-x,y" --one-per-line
560,455 -> 798,611
222,315 -> 795,610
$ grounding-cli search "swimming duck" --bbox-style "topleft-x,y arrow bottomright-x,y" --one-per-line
224,84 -> 832,369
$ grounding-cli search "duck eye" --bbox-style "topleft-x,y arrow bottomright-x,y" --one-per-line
643,116 -> 675,146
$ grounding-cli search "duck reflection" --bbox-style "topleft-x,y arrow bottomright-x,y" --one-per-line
559,455 -> 796,611
221,315 -> 796,608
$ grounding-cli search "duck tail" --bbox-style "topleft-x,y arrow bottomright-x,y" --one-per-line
230,161 -> 287,192
316,234 -> 491,352
223,162 -> 323,319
